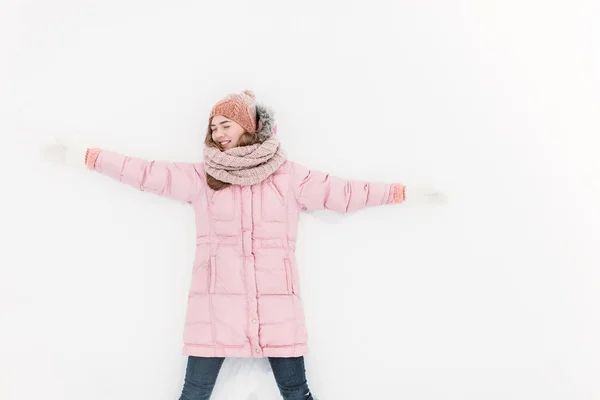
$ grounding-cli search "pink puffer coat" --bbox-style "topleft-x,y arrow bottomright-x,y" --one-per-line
89,150 -> 405,358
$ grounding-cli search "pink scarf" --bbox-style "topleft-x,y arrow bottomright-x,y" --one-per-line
203,136 -> 286,186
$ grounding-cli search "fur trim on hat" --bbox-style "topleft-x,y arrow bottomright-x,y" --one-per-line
255,103 -> 276,143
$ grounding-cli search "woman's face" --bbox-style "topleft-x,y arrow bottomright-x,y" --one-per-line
210,115 -> 246,150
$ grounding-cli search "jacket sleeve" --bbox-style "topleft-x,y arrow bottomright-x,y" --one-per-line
86,148 -> 203,204
290,162 -> 405,213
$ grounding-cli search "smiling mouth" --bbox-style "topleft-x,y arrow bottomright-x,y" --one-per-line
219,140 -> 231,146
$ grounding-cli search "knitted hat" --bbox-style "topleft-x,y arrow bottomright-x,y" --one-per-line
209,90 -> 258,133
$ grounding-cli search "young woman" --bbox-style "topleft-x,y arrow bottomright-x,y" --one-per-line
43,90 -> 445,400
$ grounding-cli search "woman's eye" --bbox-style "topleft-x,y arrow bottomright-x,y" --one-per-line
224,126 -> 230,129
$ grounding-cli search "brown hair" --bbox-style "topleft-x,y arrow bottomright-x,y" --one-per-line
204,118 -> 259,191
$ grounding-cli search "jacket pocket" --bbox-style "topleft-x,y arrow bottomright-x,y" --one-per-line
209,256 -> 217,294
190,261 -> 209,293
284,258 -> 294,294
261,180 -> 286,222
210,187 -> 235,221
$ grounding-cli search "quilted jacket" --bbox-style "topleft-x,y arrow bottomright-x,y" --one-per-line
87,150 -> 405,358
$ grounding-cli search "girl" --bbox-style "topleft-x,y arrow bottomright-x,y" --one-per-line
43,90 -> 445,400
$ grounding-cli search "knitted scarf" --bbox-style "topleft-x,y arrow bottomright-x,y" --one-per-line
203,135 -> 286,186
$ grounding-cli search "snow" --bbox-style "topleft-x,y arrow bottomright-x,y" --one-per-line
1,0 -> 599,399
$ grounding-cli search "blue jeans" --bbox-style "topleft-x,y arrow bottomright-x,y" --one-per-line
179,356 -> 314,400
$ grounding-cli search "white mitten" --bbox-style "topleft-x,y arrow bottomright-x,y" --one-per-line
40,140 -> 67,164
41,137 -> 88,168
404,185 -> 447,205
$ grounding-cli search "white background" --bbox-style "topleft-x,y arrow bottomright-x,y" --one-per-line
2,1 -> 599,399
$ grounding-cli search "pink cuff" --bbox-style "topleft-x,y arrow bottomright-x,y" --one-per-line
85,148 -> 102,170
387,184 -> 406,204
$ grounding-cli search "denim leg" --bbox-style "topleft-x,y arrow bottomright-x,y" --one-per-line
179,356 -> 225,400
268,356 -> 314,400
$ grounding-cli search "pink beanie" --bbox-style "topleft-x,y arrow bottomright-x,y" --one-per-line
209,90 -> 258,133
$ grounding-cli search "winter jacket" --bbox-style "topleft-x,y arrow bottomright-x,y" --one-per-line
88,150 -> 405,358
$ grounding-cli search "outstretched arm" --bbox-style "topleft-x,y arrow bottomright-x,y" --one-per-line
43,139 -> 203,204
290,162 -> 403,212
290,162 -> 444,212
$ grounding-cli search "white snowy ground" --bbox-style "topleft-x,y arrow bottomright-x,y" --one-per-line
1,1 -> 599,399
